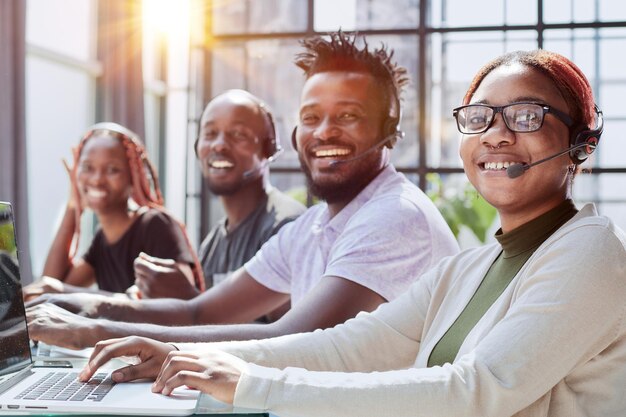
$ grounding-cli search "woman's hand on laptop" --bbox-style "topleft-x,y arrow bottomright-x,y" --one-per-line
79,336 -> 176,383
153,349 -> 246,404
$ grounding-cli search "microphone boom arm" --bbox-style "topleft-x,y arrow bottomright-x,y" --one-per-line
506,142 -> 588,179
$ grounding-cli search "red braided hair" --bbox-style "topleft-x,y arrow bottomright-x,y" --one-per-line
68,122 -> 206,292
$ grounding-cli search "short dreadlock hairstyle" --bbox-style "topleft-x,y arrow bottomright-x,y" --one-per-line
295,31 -> 410,121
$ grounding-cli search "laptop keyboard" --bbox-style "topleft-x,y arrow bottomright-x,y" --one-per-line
14,372 -> 115,402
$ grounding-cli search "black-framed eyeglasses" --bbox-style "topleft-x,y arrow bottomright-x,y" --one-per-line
452,102 -> 574,134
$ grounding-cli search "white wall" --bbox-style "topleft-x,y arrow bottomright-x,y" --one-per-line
25,0 -> 98,277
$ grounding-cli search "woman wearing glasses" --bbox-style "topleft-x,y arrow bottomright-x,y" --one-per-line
81,50 -> 626,417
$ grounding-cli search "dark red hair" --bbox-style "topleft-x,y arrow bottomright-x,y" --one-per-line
463,50 -> 596,130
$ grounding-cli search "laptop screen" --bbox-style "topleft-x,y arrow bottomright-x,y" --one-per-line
0,202 -> 32,376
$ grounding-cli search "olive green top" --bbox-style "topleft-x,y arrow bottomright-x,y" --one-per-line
427,199 -> 578,367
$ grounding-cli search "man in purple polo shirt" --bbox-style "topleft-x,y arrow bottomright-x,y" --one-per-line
26,31 -> 458,349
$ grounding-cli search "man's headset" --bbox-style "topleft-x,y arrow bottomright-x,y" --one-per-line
194,99 -> 282,161
568,105 -> 604,165
506,105 -> 604,179
291,88 -> 404,151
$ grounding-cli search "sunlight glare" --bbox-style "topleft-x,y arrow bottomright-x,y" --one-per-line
143,0 -> 190,42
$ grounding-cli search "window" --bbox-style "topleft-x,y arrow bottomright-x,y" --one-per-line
185,0 -> 626,246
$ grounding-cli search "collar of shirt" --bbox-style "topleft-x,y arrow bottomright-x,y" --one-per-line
311,164 -> 398,238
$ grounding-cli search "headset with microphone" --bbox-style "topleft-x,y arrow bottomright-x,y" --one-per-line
506,106 -> 604,179
241,152 -> 283,179
291,89 -> 404,166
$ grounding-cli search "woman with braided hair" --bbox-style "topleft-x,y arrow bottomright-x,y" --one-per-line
24,123 -> 204,300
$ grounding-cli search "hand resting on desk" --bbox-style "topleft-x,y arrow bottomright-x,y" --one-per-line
79,336 -> 244,404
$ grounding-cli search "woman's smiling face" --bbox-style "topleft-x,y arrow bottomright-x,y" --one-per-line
77,135 -> 132,214
459,63 -> 574,231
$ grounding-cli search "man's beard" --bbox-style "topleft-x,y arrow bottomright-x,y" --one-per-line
204,177 -> 243,196
299,152 -> 382,204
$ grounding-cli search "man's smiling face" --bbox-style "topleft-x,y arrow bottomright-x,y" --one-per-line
295,71 -> 388,203
196,93 -> 269,195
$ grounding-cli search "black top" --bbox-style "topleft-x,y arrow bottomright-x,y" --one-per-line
83,208 -> 194,293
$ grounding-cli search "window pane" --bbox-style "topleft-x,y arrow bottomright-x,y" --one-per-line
314,0 -> 357,31
212,43 -> 247,90
431,0 -> 536,27
599,0 -> 626,21
355,0 -> 419,29
574,174 -> 626,232
211,0 -> 246,34
315,0 -> 419,31
593,120 -> 626,169
212,0 -> 307,35
505,0 -> 537,25
428,31 -> 537,168
544,0 -> 594,23
599,28 -> 626,80
545,0 -> 626,24
544,28 -> 625,170
600,85 -> 626,119
211,39 -> 304,168
544,29 -> 626,106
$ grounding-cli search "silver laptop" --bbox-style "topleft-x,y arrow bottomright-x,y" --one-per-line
0,201 -> 199,415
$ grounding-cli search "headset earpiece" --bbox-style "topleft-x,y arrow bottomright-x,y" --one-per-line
260,107 -> 281,160
382,93 -> 403,149
194,137 -> 200,158
291,127 -> 298,151
382,116 -> 402,149
569,106 -> 604,165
